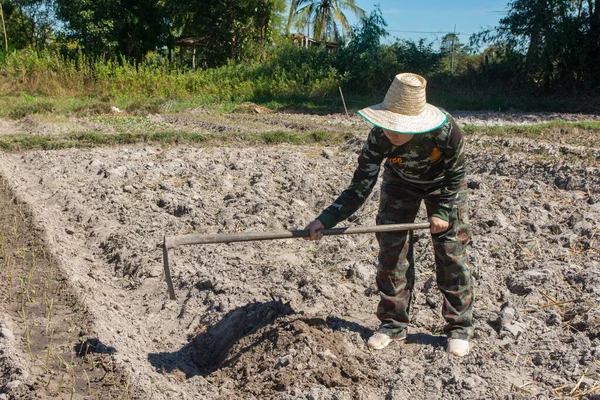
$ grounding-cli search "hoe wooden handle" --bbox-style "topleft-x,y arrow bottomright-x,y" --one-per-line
163,222 -> 431,249
162,222 -> 430,300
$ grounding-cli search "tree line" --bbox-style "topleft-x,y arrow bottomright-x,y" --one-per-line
1,0 -> 599,92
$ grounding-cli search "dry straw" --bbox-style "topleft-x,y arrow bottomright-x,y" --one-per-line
358,73 -> 447,134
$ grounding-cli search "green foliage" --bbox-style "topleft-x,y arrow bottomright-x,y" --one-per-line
261,131 -> 301,144
1,0 -> 599,99
392,39 -> 442,77
2,0 -> 288,67
259,41 -> 339,97
55,0 -> 169,61
168,0 -> 283,67
335,5 -> 397,92
309,130 -> 328,142
1,0 -> 54,50
1,48 -> 95,94
438,34 -> 478,74
472,0 -> 600,89
2,0 -> 600,114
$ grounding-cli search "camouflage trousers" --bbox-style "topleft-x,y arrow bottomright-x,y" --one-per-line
375,174 -> 473,340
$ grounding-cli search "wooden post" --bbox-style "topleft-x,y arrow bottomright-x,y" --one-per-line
192,45 -> 196,71
339,87 -> 349,118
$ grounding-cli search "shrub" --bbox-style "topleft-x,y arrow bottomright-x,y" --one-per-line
9,100 -> 54,119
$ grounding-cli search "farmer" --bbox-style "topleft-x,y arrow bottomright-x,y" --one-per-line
305,73 -> 473,357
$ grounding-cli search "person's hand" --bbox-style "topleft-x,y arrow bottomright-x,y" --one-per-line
429,216 -> 449,234
304,219 -> 325,241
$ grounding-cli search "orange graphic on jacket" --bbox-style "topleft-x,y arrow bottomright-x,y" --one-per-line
390,157 -> 403,164
429,147 -> 442,162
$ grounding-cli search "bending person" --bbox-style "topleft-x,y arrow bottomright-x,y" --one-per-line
305,73 -> 473,357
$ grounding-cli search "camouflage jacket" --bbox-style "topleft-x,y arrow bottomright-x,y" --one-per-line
317,113 -> 466,228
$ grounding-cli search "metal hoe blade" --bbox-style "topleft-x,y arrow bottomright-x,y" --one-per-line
162,222 -> 430,300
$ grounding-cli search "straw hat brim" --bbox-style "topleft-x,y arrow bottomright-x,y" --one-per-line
357,103 -> 447,134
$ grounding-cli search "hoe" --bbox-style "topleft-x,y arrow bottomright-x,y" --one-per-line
162,222 -> 430,300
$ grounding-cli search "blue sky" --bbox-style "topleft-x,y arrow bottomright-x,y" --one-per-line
347,0 -> 510,48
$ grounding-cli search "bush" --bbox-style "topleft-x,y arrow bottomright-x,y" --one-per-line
9,100 -> 54,119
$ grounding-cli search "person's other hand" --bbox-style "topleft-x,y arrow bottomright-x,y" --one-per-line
429,216 -> 449,234
304,219 -> 325,241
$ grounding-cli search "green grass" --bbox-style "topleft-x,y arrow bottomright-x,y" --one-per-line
0,116 -> 598,152
0,92 -> 376,120
463,120 -> 600,137
89,115 -> 166,130
0,94 -> 112,119
4,90 -> 599,122
462,121 -> 600,152
0,129 -> 349,151
8,100 -> 55,119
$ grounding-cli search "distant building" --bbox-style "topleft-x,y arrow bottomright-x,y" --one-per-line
290,33 -> 337,52
175,36 -> 208,70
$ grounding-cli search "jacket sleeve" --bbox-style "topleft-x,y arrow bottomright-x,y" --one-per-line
316,129 -> 385,229
431,117 -> 466,222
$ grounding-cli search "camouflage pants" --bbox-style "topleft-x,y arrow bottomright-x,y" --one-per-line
375,174 -> 473,340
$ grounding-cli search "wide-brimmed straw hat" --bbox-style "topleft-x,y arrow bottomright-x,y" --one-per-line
357,73 -> 447,134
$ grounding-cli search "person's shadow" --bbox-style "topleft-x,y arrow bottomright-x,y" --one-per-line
405,332 -> 445,347
147,300 -> 378,379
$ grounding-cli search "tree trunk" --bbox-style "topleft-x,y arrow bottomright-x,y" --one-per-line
15,3 -> 33,47
260,0 -> 268,61
526,0 -> 550,72
286,0 -> 297,35
0,1 -> 8,51
584,0 -> 600,85
591,0 -> 600,38
526,29 -> 541,69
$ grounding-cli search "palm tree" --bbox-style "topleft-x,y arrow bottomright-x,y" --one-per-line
287,0 -> 365,42
286,0 -> 298,35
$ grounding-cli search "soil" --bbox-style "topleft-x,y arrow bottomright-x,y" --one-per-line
0,109 -> 599,399
0,177 -> 131,400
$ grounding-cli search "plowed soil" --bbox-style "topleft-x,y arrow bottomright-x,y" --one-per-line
0,110 -> 598,399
